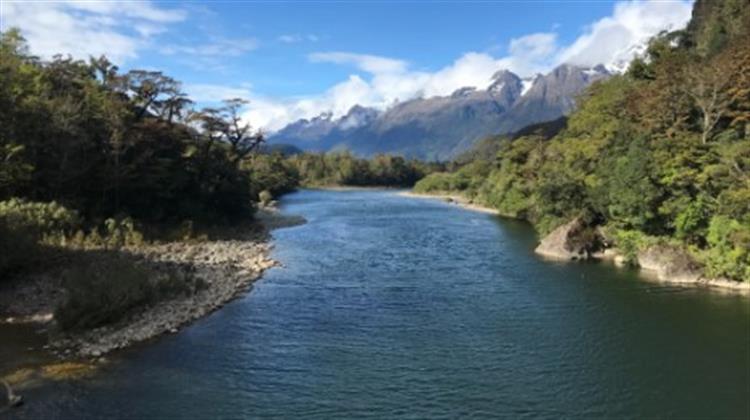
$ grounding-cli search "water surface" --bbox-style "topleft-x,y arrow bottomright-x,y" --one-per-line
9,190 -> 750,419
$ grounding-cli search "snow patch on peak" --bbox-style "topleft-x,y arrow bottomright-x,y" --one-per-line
521,74 -> 541,96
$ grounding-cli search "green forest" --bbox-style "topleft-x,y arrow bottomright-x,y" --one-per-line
0,26 -> 426,268
416,1 -> 750,282
0,0 -> 748,336
0,29 -> 430,329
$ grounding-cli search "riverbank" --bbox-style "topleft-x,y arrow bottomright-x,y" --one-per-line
306,185 -> 402,191
0,206 -> 306,360
397,191 -> 499,215
403,190 -> 749,294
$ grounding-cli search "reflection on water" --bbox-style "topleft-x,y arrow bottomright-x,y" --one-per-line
6,190 -> 750,419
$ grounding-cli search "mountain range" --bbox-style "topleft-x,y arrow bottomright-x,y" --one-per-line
269,63 -> 612,161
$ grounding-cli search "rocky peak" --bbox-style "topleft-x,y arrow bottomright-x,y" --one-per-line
487,69 -> 523,105
338,105 -> 379,130
450,87 -> 478,98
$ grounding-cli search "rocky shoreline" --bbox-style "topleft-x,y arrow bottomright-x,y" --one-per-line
403,191 -> 749,294
534,218 -> 750,294
0,206 -> 306,360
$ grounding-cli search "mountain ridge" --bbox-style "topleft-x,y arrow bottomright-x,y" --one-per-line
270,63 -> 612,160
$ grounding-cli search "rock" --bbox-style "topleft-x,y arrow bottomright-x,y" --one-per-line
169,328 -> 178,334
91,350 -> 102,357
636,244 -> 702,283
614,255 -> 628,268
535,218 -> 602,261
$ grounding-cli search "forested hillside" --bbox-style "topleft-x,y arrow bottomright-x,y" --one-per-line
415,0 -> 750,282
0,27 -> 435,335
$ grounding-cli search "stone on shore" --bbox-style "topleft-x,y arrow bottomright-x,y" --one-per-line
535,218 -> 601,261
636,244 -> 702,283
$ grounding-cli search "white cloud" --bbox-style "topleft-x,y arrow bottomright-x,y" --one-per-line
62,1 -> 186,23
243,0 -> 692,132
557,0 -> 693,68
309,52 -> 409,74
184,83 -> 254,103
160,37 -> 259,57
1,0 -> 187,64
278,33 -> 319,43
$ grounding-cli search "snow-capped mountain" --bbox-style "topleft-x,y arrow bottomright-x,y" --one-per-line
269,63 -> 612,160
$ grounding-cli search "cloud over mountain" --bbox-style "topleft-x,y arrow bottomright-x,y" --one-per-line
243,0 -> 693,131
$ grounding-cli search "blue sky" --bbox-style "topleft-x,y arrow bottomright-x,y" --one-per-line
2,0 -> 693,130
148,2 -> 613,96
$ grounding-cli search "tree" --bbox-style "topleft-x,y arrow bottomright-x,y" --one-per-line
220,98 -> 264,163
685,60 -> 733,144
124,70 -> 181,120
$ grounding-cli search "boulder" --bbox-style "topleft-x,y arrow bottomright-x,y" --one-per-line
636,244 -> 702,283
535,218 -> 601,261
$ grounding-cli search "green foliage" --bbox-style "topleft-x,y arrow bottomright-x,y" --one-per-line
673,195 -> 712,243
701,216 -> 750,281
423,21 -> 750,281
289,152 -> 430,187
686,0 -> 750,56
614,230 -> 653,267
601,136 -> 663,233
0,198 -> 81,237
0,198 -> 149,279
245,153 -> 300,198
0,29 -> 263,227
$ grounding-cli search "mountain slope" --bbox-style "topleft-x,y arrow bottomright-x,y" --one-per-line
270,64 -> 610,160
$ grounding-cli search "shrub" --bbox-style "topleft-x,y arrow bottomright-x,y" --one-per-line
0,198 -> 81,239
56,256 -> 199,330
413,172 -> 456,193
614,229 -> 653,267
701,216 -> 750,282
0,199 -> 80,278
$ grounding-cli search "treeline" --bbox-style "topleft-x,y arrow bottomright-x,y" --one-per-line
0,29 -> 267,228
0,27 -> 434,277
416,10 -> 750,282
287,152 -> 435,188
0,28 -> 435,329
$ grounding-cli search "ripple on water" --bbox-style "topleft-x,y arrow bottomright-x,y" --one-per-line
7,190 -> 750,419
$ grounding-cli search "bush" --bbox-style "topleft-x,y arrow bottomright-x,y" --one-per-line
0,199 -> 80,278
62,217 -> 145,250
413,172 -> 455,193
0,198 -> 81,239
614,229 -> 653,267
56,256 -> 199,330
701,216 -> 750,282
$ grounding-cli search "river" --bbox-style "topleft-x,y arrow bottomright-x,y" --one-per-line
6,189 -> 750,419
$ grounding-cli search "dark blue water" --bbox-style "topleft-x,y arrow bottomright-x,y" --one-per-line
10,190 -> 750,419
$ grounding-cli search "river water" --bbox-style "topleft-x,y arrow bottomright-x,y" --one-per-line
7,190 -> 750,419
